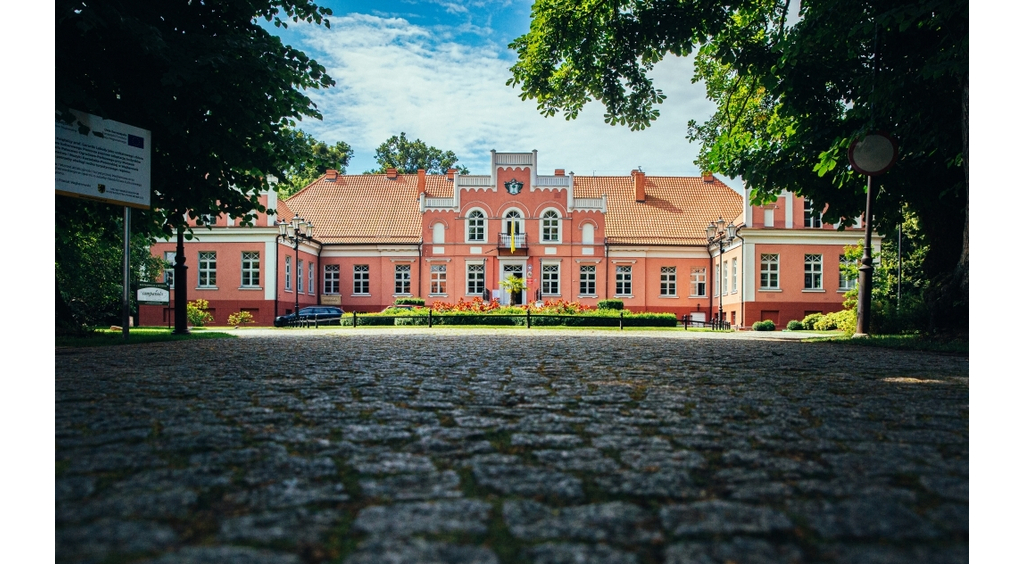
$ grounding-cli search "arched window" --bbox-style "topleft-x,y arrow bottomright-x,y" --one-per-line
467,210 -> 485,242
432,222 -> 445,244
582,223 -> 595,245
504,210 -> 523,236
541,210 -> 560,243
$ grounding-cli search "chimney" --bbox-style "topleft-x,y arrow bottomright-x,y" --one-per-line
702,171 -> 715,183
417,168 -> 426,192
386,168 -> 398,179
554,169 -> 565,176
633,170 -> 646,202
447,168 -> 456,181
325,169 -> 338,181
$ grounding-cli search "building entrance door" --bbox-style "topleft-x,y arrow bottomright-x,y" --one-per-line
502,263 -> 525,305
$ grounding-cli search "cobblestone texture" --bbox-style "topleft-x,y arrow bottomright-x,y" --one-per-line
56,329 -> 968,563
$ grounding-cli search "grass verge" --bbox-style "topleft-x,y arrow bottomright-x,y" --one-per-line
808,333 -> 968,355
56,327 -> 236,347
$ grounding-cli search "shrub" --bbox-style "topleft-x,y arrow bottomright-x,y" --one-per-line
752,319 -> 776,331
597,299 -> 624,310
186,299 -> 214,327
786,320 -> 804,331
395,297 -> 425,306
227,310 -> 254,326
801,312 -> 823,328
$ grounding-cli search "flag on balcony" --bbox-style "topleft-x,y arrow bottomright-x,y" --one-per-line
510,220 -> 516,253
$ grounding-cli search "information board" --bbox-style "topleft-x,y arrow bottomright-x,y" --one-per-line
56,110 -> 152,209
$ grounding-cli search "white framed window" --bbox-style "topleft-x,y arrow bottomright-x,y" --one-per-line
324,264 -> 340,294
467,210 -> 486,242
308,262 -> 315,295
541,263 -> 560,295
163,251 -> 176,286
690,267 -> 706,297
285,256 -> 292,291
804,254 -> 823,289
579,265 -> 596,295
731,258 -> 737,293
430,264 -> 447,295
395,264 -> 411,294
432,223 -> 445,244
839,255 -> 857,291
761,254 -> 779,289
241,251 -> 260,287
541,210 -> 560,243
198,251 -> 217,288
615,265 -> 632,296
297,260 -> 304,293
660,267 -> 676,297
804,199 -> 822,228
353,265 -> 370,294
582,223 -> 595,245
467,263 -> 485,295
719,262 -> 726,297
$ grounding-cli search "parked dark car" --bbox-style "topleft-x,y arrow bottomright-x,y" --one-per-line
274,306 -> 344,327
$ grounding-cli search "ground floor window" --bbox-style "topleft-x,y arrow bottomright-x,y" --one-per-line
615,265 -> 632,296
430,264 -> 447,295
690,267 -> 706,297
839,256 -> 857,291
324,264 -> 339,294
395,264 -> 411,294
660,266 -> 676,296
199,251 -> 217,288
164,251 -> 176,286
541,264 -> 560,295
467,264 -> 484,295
285,256 -> 292,291
297,260 -> 304,293
241,251 -> 260,287
354,265 -> 370,294
760,254 -> 779,289
308,262 -> 315,294
579,265 -> 596,295
804,254 -> 823,289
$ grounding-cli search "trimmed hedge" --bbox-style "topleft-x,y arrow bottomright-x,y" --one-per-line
597,299 -> 624,310
394,297 -> 425,306
786,320 -> 804,331
343,309 -> 677,328
752,319 -> 776,331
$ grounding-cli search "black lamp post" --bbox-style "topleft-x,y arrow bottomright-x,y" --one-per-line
706,217 -> 737,327
277,214 -> 315,316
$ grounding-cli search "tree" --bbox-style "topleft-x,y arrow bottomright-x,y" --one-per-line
368,133 -> 470,175
509,0 -> 967,329
277,129 -> 353,198
56,0 -> 336,235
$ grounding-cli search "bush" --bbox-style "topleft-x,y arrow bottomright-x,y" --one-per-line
227,310 -> 254,326
786,320 -> 804,331
395,297 -> 425,306
812,309 -> 856,334
187,299 -> 214,327
598,299 -> 624,310
801,312 -> 823,328
752,319 -> 776,331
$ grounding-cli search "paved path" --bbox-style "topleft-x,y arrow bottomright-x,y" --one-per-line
56,330 -> 968,563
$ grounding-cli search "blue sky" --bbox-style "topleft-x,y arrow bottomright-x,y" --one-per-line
270,0 -> 741,190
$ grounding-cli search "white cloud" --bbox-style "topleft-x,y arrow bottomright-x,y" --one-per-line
295,14 -> 741,190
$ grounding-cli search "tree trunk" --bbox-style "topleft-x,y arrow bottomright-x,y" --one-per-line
957,74 -> 968,303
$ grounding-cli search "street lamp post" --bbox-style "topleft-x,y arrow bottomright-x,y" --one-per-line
278,214 -> 315,317
706,217 -> 737,329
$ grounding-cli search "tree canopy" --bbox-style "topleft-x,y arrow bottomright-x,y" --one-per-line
509,0 -> 968,327
276,129 -> 353,197
368,133 -> 470,175
56,0 -> 336,236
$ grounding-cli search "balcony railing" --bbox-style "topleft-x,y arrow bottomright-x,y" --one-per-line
499,233 -> 527,249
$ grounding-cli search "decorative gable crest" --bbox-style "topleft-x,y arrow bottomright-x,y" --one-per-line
504,178 -> 524,195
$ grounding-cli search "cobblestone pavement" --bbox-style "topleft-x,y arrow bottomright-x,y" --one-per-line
56,329 -> 969,563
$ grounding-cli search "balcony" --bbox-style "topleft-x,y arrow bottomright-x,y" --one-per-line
498,233 -> 527,253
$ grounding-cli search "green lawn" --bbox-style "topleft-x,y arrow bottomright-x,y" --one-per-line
808,333 -> 968,355
56,327 -> 236,347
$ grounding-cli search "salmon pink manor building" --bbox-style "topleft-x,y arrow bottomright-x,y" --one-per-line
141,150 -> 874,328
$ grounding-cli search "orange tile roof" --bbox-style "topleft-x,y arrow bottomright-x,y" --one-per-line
284,174 -> 447,244
574,176 -> 743,245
